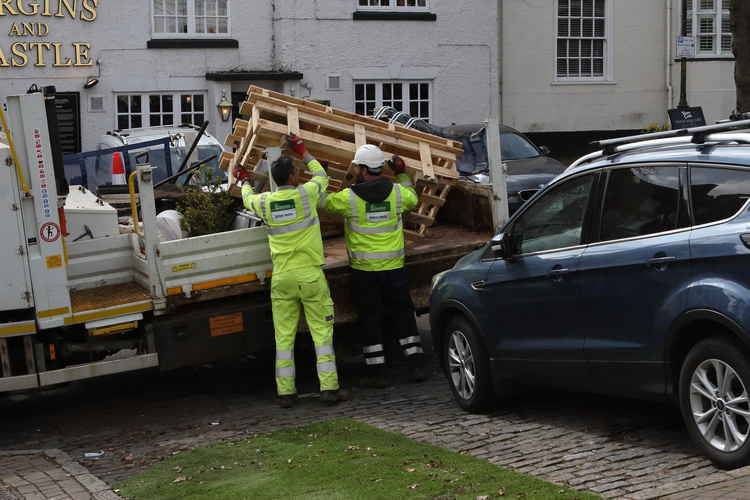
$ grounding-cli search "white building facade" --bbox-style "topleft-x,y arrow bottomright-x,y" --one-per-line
503,0 -> 736,135
0,0 -> 498,153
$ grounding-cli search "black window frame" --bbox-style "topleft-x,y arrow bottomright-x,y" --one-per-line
591,163 -> 690,245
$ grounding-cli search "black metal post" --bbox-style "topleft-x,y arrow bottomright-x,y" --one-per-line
678,0 -> 690,109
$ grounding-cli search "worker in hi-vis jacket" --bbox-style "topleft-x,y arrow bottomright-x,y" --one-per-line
320,144 -> 427,388
240,135 -> 349,407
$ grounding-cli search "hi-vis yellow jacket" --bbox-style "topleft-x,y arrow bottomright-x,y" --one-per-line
321,173 -> 417,271
242,159 -> 328,274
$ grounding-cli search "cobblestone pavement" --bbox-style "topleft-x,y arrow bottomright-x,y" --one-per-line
0,449 -> 120,500
1,323 -> 749,499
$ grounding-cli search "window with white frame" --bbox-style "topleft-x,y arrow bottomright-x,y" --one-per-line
357,0 -> 428,10
152,0 -> 229,36
116,93 -> 206,130
685,0 -> 732,56
354,81 -> 431,121
556,0 -> 608,80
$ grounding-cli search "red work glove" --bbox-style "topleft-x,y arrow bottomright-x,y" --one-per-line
388,155 -> 406,175
233,166 -> 250,183
287,134 -> 307,156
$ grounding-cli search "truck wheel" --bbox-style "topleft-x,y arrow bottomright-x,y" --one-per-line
443,316 -> 493,412
679,337 -> 750,469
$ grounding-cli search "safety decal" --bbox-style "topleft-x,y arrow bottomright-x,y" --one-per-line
365,201 -> 391,223
40,222 -> 60,243
46,255 -> 63,269
209,313 -> 245,337
172,263 -> 196,273
270,200 -> 297,222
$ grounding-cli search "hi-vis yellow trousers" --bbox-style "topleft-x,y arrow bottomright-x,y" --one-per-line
270,266 -> 339,396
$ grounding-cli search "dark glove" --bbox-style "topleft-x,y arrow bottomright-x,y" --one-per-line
320,160 -> 330,171
287,134 -> 307,156
388,155 -> 406,175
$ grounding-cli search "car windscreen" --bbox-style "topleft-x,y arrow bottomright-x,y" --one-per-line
501,132 -> 541,161
175,145 -> 227,185
127,148 -> 180,183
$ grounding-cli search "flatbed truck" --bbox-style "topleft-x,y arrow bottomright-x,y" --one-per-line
0,89 -> 493,393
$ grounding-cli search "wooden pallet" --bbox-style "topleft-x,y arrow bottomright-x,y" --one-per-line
223,86 -> 463,236
405,182 -> 453,237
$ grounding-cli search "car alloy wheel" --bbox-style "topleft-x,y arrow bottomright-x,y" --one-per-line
447,330 -> 477,400
689,358 -> 750,452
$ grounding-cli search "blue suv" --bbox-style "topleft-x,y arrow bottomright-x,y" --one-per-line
430,121 -> 750,468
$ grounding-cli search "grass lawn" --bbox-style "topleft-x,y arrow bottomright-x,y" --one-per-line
116,418 -> 599,500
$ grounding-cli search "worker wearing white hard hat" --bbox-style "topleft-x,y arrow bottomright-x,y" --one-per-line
320,144 -> 427,387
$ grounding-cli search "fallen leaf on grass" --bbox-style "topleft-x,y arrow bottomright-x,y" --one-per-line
408,484 -> 419,489
172,466 -> 183,473
498,487 -> 506,496
476,496 -> 490,500
405,468 -> 416,473
427,460 -> 442,468
173,476 -> 188,483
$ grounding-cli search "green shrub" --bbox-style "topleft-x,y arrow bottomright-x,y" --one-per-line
176,166 -> 239,237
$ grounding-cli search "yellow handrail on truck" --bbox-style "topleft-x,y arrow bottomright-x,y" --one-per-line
0,104 -> 30,194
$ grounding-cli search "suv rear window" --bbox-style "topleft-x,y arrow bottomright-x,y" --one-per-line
691,166 -> 750,225
600,166 -> 688,241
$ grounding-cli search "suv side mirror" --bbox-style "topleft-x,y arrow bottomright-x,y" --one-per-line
540,145 -> 551,155
490,232 -> 514,260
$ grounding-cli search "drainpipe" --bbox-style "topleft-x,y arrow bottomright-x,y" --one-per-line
666,0 -> 674,110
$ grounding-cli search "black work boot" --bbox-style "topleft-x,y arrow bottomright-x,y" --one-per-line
277,394 -> 298,409
409,365 -> 428,383
320,388 -> 351,406
358,366 -> 389,388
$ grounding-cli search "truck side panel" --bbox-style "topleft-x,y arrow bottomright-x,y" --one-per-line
157,227 -> 272,298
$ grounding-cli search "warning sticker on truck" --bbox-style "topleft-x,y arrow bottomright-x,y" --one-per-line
270,200 -> 297,223
209,313 -> 245,337
172,263 -> 196,273
46,255 -> 63,269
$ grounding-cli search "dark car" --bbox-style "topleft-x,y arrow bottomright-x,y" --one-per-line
430,122 -> 750,468
439,124 -> 566,214
371,108 -> 566,215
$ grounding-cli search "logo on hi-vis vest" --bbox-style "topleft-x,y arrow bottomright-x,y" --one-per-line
270,200 -> 297,223
365,201 -> 391,223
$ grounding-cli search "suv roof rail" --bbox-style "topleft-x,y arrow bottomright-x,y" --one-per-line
592,119 -> 750,155
568,130 -> 750,171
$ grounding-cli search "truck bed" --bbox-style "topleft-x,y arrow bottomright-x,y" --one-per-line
165,223 -> 490,315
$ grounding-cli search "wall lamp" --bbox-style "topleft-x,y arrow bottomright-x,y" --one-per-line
84,60 -> 101,89
217,91 -> 233,122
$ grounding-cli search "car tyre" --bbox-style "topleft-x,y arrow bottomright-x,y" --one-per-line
443,316 -> 493,412
679,336 -> 750,469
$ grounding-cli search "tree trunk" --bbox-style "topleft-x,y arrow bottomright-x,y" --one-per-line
734,0 -> 750,112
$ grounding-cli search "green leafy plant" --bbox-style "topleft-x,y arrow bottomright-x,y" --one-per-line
642,122 -> 671,134
177,165 -> 239,237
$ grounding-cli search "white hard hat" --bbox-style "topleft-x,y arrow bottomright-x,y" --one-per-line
352,144 -> 385,173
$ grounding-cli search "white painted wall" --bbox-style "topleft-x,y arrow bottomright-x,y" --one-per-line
273,0 -> 498,127
0,0 -> 496,152
503,0 -> 736,133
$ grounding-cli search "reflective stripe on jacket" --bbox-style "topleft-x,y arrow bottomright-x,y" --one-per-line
321,173 -> 418,271
242,159 -> 328,273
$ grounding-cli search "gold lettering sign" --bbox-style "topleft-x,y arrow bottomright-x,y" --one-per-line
1,0 -> 99,68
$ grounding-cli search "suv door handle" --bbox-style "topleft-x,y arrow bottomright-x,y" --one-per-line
647,255 -> 676,269
471,280 -> 487,291
547,265 -> 569,281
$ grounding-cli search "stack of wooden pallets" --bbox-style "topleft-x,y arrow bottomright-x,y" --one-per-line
221,86 -> 464,237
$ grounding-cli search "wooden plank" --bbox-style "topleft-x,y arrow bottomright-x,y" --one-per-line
224,134 -> 243,149
241,135 -> 258,168
287,106 -> 300,135
406,212 -> 436,226
250,94 -> 463,157
419,142 -> 436,181
254,119 -> 457,179
354,124 -> 367,148
419,193 -> 447,207
252,105 -> 260,133
70,282 -> 150,314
